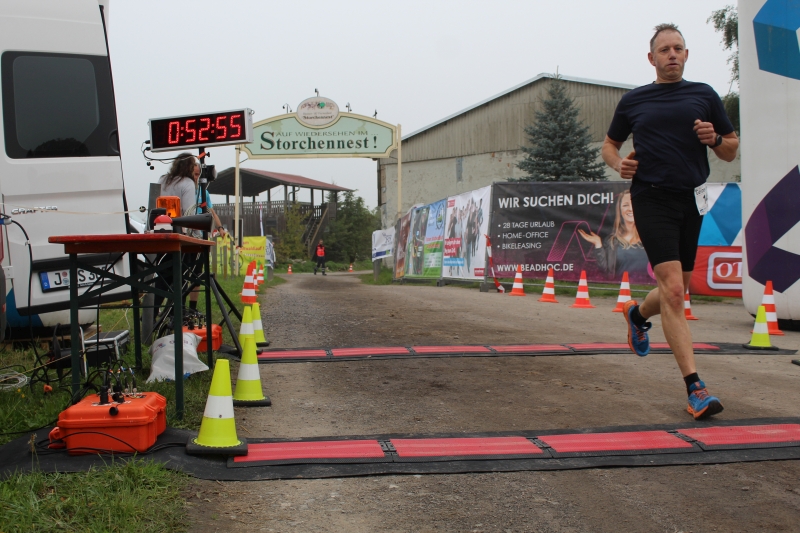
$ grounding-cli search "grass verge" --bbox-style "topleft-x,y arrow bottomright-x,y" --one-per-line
0,459 -> 188,532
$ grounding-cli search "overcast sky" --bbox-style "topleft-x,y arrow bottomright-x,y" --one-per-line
107,0 -> 737,213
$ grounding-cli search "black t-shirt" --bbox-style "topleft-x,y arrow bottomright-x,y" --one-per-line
607,80 -> 734,196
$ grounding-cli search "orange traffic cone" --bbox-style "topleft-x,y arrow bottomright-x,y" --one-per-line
538,267 -> 558,303
684,289 -> 698,320
758,281 -> 784,335
287,264 -> 293,274
571,271 -> 595,309
251,261 -> 259,291
612,272 -> 631,312
257,263 -> 264,285
348,263 -> 354,272
240,264 -> 257,304
509,265 -> 525,296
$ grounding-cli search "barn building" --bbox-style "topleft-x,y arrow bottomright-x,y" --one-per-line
376,73 -> 741,227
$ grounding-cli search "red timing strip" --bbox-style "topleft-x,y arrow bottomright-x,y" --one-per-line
678,424 -> 800,446
331,347 -> 411,357
257,349 -> 329,359
412,345 -> 493,354
391,436 -> 543,457
539,430 -> 693,453
566,343 -> 631,350
650,343 -> 720,351
490,344 -> 571,353
233,440 -> 385,463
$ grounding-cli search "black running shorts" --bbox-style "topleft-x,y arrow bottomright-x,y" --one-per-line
631,186 -> 703,271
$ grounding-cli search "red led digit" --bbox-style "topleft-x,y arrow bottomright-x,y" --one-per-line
230,114 -> 242,138
198,117 -> 211,141
215,115 -> 227,139
185,119 -> 196,142
168,121 -> 180,144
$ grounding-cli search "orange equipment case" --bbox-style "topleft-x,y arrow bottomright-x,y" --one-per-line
183,324 -> 222,351
49,393 -> 167,455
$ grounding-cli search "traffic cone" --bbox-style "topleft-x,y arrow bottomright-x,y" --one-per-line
612,272 -> 631,312
538,267 -> 558,303
759,281 -> 784,335
252,302 -> 269,347
185,359 -> 248,455
743,305 -> 779,351
238,306 -> 254,349
233,337 -> 271,406
684,289 -> 698,320
257,263 -> 265,285
251,261 -> 258,291
287,264 -> 293,274
571,271 -> 595,309
240,264 -> 257,304
349,263 -> 354,272
509,265 -> 525,296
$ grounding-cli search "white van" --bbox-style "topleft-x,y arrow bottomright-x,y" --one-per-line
0,0 -> 130,338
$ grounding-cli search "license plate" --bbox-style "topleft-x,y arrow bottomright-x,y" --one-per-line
39,268 -> 105,292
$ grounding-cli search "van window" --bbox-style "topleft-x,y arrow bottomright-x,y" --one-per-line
1,52 -> 119,158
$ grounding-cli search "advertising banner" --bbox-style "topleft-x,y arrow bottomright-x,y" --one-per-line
238,236 -> 266,275
443,186 -> 491,280
490,182 -> 653,284
393,211 -> 411,279
372,227 -> 395,261
740,0 -> 800,320
405,199 -> 446,278
689,183 -> 742,298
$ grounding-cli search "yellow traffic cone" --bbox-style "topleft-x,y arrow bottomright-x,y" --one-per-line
252,302 -> 269,348
743,305 -> 779,351
185,359 -> 248,455
238,306 -> 254,349
233,337 -> 271,406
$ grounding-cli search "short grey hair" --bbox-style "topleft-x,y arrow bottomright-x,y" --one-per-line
650,23 -> 685,53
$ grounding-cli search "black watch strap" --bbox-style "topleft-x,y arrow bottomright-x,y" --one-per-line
713,134 -> 723,147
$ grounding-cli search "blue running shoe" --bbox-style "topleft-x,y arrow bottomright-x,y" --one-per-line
687,380 -> 724,420
623,300 -> 651,356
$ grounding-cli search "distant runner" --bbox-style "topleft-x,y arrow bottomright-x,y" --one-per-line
601,23 -> 739,420
314,240 -> 327,276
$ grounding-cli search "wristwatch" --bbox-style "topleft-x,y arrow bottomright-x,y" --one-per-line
713,134 -> 723,147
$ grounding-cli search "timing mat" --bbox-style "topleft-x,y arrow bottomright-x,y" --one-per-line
3,418 -> 798,481
256,342 -> 796,363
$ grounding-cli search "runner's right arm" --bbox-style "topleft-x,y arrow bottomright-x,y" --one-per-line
601,138 -> 638,179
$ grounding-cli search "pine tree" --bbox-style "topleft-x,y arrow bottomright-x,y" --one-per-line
515,77 -> 606,182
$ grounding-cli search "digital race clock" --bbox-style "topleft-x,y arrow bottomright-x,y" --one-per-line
148,108 -> 253,152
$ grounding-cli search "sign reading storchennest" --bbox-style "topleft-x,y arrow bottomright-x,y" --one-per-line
241,100 -> 397,159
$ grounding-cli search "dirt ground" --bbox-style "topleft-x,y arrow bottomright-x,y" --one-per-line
186,272 -> 800,533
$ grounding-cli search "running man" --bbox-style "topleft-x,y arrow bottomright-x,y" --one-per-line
314,240 -> 326,276
601,23 -> 739,420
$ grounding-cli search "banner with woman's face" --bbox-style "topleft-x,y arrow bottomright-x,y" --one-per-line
490,182 -> 655,284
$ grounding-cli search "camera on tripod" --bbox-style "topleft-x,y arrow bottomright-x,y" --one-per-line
200,164 -> 216,183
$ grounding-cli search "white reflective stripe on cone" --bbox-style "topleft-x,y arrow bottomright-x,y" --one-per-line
543,287 -> 555,294
237,363 -> 261,381
754,321 -> 769,334
577,290 -> 589,298
766,311 -> 778,322
253,320 -> 264,332
762,294 -> 775,304
240,322 -> 254,335
203,395 -> 235,419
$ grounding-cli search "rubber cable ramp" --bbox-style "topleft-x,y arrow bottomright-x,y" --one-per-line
256,342 -> 796,363
3,419 -> 799,481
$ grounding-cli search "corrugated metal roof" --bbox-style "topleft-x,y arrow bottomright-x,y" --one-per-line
403,73 -> 638,141
209,167 -> 352,196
